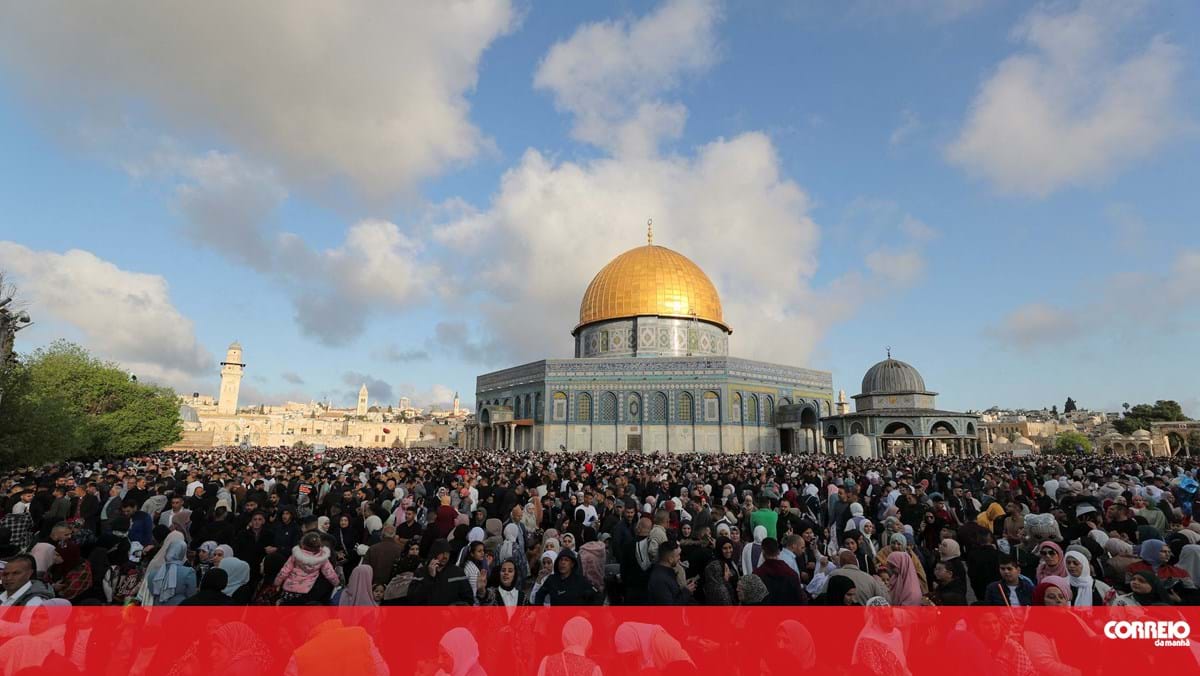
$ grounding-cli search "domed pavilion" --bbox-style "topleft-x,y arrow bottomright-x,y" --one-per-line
818,353 -> 981,458
464,224 -> 833,453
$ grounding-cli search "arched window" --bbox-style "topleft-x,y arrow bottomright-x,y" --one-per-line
524,394 -> 531,419
732,393 -> 743,424
577,393 -> 592,422
514,397 -> 522,418
648,392 -> 668,423
765,396 -> 775,425
851,422 -> 864,435
748,394 -> 759,425
598,392 -> 617,423
535,393 -> 545,422
552,392 -> 567,421
678,392 -> 694,423
703,391 -> 719,422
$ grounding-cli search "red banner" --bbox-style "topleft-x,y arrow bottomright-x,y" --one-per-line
2,606 -> 1198,675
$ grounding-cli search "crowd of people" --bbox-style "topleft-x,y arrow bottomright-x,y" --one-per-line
1,445 -> 1199,672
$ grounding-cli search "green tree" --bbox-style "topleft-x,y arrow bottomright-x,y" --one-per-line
0,341 -> 180,467
0,364 -> 90,466
1064,397 -> 1077,414
1053,431 -> 1093,454
1113,400 -> 1191,435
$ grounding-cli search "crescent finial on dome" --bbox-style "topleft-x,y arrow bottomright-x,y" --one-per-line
647,218 -> 653,245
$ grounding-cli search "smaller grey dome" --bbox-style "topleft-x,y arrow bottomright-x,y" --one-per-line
178,404 -> 200,424
845,433 -> 873,459
860,358 -> 928,395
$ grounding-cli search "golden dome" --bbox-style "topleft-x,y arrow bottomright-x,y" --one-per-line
576,243 -> 729,333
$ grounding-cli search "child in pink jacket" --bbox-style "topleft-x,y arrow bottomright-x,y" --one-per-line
275,532 -> 342,604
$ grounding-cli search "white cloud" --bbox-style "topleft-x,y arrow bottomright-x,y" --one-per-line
533,0 -> 721,155
947,0 -> 1183,196
436,132 -> 928,366
889,109 -> 921,146
397,383 -> 458,410
173,153 -> 285,268
898,215 -> 938,242
985,303 -> 1088,349
986,248 -> 1200,349
0,242 -> 212,384
276,220 -> 439,346
866,248 -> 926,286
0,1 -> 516,198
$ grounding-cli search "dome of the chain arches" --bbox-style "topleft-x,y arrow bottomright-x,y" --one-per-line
860,358 -> 928,395
575,243 -> 729,333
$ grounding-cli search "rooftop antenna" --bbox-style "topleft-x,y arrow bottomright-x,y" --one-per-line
647,218 -> 653,245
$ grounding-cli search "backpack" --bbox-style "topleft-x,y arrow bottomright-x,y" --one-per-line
110,566 -> 144,605
634,538 -> 653,571
383,571 -> 414,601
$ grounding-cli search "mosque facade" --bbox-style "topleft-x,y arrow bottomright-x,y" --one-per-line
465,226 -> 835,453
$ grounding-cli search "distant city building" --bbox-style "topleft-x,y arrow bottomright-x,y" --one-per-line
170,342 -> 467,451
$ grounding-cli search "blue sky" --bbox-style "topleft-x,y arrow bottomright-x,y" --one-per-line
0,0 -> 1197,415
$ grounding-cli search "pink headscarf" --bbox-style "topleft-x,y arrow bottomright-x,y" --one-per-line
339,563 -> 376,607
886,551 -> 923,606
1035,541 -> 1067,582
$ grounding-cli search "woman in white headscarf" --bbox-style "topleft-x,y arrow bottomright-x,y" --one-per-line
536,616 -> 601,676
1178,544 -> 1200,591
498,523 -> 529,584
741,525 -> 768,574
147,539 -> 196,606
529,549 -> 557,603
852,597 -> 908,676
214,544 -> 251,598
136,530 -> 188,606
1064,550 -> 1110,606
436,627 -> 485,676
614,622 -> 693,673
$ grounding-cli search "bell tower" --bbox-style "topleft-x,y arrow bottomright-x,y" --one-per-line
218,342 -> 245,415
357,383 -> 369,416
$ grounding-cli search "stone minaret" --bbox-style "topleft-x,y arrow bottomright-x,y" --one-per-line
836,389 -> 850,415
453,391 -> 460,416
357,383 -> 369,416
217,342 -> 245,415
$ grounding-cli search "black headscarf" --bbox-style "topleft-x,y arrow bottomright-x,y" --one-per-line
823,574 -> 856,605
1132,570 -> 1172,605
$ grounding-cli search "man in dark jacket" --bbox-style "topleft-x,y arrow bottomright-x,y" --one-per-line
647,541 -> 693,605
753,538 -> 805,605
533,549 -> 599,606
983,554 -> 1036,606
408,540 -> 474,605
76,484 -> 102,534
